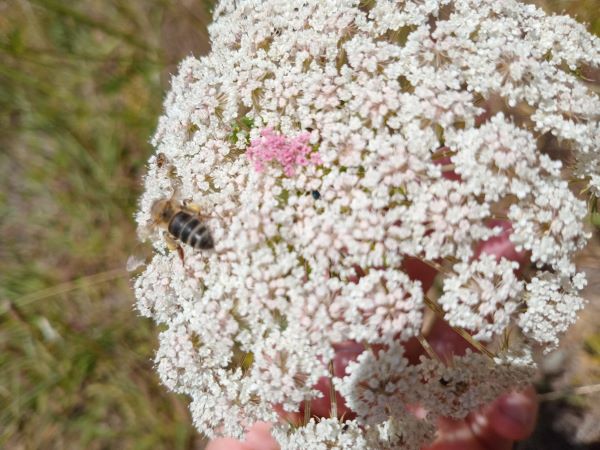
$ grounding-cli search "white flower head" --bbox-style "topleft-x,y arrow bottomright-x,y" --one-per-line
371,414 -> 437,450
439,254 -> 523,341
334,343 -> 420,424
518,271 -> 587,350
418,349 -> 536,420
134,0 -> 598,447
272,418 -> 369,450
335,268 -> 425,344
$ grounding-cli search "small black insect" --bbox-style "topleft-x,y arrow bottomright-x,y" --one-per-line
311,190 -> 321,200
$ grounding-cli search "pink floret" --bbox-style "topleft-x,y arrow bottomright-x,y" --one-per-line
246,127 -> 320,176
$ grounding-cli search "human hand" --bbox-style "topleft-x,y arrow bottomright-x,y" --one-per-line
206,319 -> 538,450
207,223 -> 538,450
206,393 -> 537,450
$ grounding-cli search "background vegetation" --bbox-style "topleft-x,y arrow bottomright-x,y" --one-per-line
0,0 -> 598,449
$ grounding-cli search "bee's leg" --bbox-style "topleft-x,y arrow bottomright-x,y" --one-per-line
165,234 -> 185,263
165,233 -> 178,250
176,245 -> 185,263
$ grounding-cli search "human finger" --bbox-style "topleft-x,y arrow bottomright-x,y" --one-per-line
481,387 -> 538,441
205,422 -> 279,450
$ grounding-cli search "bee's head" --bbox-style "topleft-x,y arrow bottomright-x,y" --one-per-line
151,198 -> 176,225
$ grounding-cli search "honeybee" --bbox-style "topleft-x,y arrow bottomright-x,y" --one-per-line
150,198 -> 215,251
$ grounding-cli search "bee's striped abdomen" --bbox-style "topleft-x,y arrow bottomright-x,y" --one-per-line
168,211 -> 214,250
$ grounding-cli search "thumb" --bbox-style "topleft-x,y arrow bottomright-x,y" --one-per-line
206,422 -> 279,450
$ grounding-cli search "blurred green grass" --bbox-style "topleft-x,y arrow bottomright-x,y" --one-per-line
0,0 -> 213,448
0,1 -> 598,449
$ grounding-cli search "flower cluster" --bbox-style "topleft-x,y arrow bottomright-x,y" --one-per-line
246,127 -> 321,176
134,0 -> 599,448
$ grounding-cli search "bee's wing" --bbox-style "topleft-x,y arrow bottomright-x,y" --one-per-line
126,254 -> 147,272
126,243 -> 153,272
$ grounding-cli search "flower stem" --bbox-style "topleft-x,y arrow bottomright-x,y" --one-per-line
424,295 -> 495,359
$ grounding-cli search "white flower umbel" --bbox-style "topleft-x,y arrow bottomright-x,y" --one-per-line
335,269 -> 425,344
508,178 -> 590,271
272,418 -> 369,450
334,343 -> 420,425
372,414 -> 437,450
335,345 -> 535,446
134,0 -> 599,448
518,272 -> 587,350
248,326 -> 328,412
439,254 -> 523,341
418,350 -> 536,420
